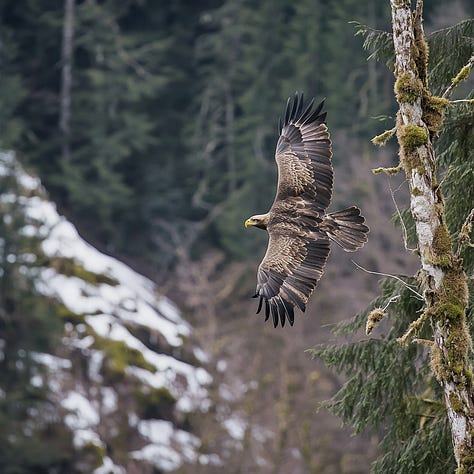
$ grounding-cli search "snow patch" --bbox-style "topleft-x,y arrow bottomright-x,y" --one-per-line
31,352 -> 72,370
130,420 -> 200,472
101,387 -> 118,414
93,457 -> 125,474
62,391 -> 100,430
223,416 -> 247,440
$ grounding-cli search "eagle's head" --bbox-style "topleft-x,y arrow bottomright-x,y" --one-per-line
244,213 -> 269,230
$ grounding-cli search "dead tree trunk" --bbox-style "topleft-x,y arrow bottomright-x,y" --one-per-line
390,0 -> 474,470
59,0 -> 75,162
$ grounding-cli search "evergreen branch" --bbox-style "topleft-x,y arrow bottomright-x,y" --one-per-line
350,21 -> 394,65
428,19 -> 474,94
442,55 -> 474,99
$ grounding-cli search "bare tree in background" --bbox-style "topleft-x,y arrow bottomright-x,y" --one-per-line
60,0 -> 75,162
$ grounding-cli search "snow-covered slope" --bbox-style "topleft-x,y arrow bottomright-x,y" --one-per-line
0,152 -> 217,473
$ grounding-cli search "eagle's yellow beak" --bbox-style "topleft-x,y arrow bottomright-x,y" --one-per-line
244,218 -> 252,228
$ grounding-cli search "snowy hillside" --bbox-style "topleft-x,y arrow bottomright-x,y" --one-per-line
0,152 -> 217,473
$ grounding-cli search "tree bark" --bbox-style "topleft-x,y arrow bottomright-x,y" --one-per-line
59,0 -> 75,162
390,0 -> 474,471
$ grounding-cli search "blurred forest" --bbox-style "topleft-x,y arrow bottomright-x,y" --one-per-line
0,0 -> 473,473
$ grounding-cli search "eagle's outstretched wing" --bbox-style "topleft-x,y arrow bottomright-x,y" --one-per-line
254,229 -> 330,327
274,93 -> 333,212
254,93 -> 334,327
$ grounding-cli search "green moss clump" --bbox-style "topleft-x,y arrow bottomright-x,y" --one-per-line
428,224 -> 454,268
56,303 -> 85,325
411,187 -> 423,196
399,124 -> 428,151
422,95 -> 449,134
371,128 -> 396,147
394,73 -> 424,103
48,256 -> 119,286
412,15 -> 429,85
440,264 -> 469,308
135,386 -> 177,420
366,308 -> 386,335
453,64 -> 471,86
449,392 -> 465,414
455,441 -> 474,474
432,224 -> 452,256
429,302 -> 471,389
80,442 -> 106,470
446,324 -> 471,361
434,302 -> 464,323
93,335 -> 156,381
372,165 -> 402,175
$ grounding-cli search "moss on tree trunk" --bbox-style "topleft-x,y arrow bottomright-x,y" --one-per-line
390,0 -> 474,470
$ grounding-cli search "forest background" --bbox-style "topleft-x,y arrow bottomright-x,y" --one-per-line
0,0 -> 473,473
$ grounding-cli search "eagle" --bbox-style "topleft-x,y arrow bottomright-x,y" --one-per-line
244,93 -> 369,328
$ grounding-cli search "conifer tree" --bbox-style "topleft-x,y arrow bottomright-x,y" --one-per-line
312,2 -> 474,472
0,154 -> 74,472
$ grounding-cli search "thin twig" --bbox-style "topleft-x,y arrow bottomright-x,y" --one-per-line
435,165 -> 451,191
456,208 -> 474,257
412,338 -> 434,347
387,177 -> 417,252
449,99 -> 474,105
351,259 -> 424,300
397,309 -> 429,345
382,295 -> 401,311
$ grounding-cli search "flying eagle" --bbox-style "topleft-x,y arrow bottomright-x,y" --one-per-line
244,93 -> 369,327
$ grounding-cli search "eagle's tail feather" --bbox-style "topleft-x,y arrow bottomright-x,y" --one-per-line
324,207 -> 369,252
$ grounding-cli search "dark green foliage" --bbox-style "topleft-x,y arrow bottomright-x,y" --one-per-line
371,416 -> 454,474
0,158 -> 75,473
135,386 -> 177,421
430,20 -> 474,271
311,279 -> 456,473
352,21 -> 394,66
0,29 -> 25,147
0,0 -> 399,266
427,19 -> 474,95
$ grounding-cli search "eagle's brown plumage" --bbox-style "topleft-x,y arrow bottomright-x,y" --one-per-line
245,93 -> 369,327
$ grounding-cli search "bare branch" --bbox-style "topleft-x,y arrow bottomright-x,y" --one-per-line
351,259 -> 423,300
448,99 -> 474,105
456,208 -> 474,256
397,309 -> 429,345
442,55 -> 474,99
387,177 -> 418,253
